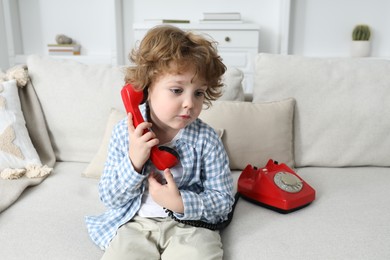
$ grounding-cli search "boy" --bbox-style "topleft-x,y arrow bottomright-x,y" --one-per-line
86,25 -> 234,259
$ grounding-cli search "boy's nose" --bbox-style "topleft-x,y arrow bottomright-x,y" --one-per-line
183,95 -> 194,108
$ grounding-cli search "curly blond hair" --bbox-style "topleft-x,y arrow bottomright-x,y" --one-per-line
125,25 -> 226,106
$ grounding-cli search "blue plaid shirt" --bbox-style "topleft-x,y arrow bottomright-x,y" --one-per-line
85,107 -> 234,250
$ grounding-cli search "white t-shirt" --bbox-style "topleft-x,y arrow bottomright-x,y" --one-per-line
137,133 -> 183,218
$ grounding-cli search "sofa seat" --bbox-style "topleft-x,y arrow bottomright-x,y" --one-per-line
0,162 -> 104,260
1,165 -> 389,259
224,167 -> 390,259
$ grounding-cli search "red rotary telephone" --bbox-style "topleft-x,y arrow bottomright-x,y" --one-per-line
121,83 -> 179,170
238,159 -> 315,213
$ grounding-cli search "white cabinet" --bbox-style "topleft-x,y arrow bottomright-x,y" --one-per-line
133,23 -> 260,93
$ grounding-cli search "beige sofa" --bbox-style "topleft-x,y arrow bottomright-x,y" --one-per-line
0,53 -> 389,260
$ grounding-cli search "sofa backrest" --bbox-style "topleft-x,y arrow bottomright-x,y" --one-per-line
253,53 -> 390,167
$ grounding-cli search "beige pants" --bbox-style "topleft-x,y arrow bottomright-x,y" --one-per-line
101,216 -> 223,260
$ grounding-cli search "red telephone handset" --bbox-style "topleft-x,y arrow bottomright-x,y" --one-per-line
121,83 -> 179,170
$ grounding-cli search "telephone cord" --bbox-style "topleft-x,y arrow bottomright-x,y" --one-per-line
164,192 -> 241,230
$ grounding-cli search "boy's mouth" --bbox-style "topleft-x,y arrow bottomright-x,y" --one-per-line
179,115 -> 191,119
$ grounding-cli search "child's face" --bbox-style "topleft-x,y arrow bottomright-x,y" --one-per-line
148,68 -> 207,134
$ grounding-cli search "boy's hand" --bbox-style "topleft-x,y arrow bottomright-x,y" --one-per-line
148,169 -> 184,214
127,113 -> 159,172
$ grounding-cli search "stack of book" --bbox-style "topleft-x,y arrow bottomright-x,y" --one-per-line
144,19 -> 190,24
47,44 -> 81,56
200,12 -> 242,23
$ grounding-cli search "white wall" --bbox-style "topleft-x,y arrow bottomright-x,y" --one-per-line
18,0 -> 115,57
290,0 -> 390,57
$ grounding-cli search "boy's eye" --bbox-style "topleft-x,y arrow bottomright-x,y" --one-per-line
195,90 -> 205,97
170,88 -> 183,94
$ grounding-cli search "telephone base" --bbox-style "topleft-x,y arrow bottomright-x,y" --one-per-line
240,194 -> 312,214
237,159 -> 316,214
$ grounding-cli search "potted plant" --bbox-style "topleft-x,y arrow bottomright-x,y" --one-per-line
351,24 -> 371,57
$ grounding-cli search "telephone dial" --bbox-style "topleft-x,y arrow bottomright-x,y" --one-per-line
237,159 -> 316,213
121,83 -> 179,170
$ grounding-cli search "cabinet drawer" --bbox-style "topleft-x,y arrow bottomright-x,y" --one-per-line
196,30 -> 259,48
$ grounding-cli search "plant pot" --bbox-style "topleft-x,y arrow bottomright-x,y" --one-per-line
350,41 -> 371,57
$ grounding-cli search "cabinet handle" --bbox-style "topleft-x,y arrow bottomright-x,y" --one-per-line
224,36 -> 231,42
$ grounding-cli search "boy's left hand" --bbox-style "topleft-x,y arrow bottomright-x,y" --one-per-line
148,169 -> 184,214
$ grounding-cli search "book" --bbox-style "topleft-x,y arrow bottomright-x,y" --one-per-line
47,44 -> 81,51
203,12 -> 241,21
48,50 -> 80,56
144,19 -> 190,24
47,44 -> 81,55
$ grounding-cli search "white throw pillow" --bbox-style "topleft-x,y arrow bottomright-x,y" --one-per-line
253,53 -> 390,167
219,67 -> 245,101
0,80 -> 44,179
199,99 -> 295,170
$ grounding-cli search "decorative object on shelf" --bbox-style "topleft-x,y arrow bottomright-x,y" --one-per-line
55,34 -> 73,44
47,43 -> 81,56
351,24 -> 371,57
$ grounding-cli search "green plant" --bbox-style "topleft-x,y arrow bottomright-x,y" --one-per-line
352,24 -> 371,41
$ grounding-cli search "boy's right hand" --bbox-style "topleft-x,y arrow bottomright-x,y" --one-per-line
127,113 -> 159,173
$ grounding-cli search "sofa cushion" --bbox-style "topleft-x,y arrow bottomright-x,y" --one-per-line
253,53 -> 390,167
219,67 -> 245,101
27,55 -> 126,163
82,108 -> 124,179
199,99 -> 295,170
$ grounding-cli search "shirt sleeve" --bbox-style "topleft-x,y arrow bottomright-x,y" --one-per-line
98,119 -> 146,209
